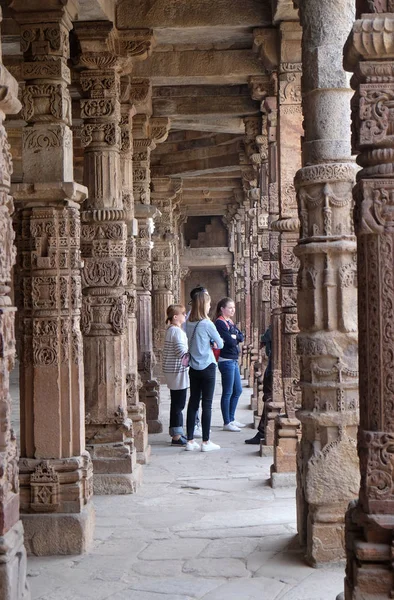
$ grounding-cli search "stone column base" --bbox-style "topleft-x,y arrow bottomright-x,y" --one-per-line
140,380 -> 163,433
0,521 -> 29,600
270,470 -> 297,488
272,416 -> 299,477
93,467 -> 142,495
137,444 -> 151,466
88,444 -> 143,495
344,504 -> 394,599
129,404 -> 151,465
22,501 -> 95,556
259,443 -> 273,457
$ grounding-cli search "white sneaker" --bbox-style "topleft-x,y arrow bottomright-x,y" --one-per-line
185,440 -> 200,451
223,422 -> 241,432
201,440 -> 220,452
232,420 -> 246,428
194,425 -> 203,439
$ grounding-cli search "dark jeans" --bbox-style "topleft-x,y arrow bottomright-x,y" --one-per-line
187,363 -> 216,442
169,388 -> 187,437
218,359 -> 243,425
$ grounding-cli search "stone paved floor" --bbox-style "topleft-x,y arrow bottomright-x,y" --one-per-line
11,369 -> 345,600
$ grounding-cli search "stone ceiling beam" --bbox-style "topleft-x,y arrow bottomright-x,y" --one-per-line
116,0 -> 271,29
154,139 -> 240,166
170,117 -> 244,134
271,0 -> 299,24
152,152 -> 241,177
153,94 -> 260,118
152,133 -> 242,156
182,179 -> 242,191
78,0 -> 115,21
130,49 -> 263,85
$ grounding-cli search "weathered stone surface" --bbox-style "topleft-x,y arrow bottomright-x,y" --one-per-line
295,0 -> 359,567
116,0 -> 271,29
343,7 -> 394,599
10,0 -> 94,561
131,50 -> 263,86
22,504 -> 95,556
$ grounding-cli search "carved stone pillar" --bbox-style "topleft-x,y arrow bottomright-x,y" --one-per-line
269,23 -> 303,488
0,12 -> 29,598
10,1 -> 94,554
133,111 -> 170,433
294,0 -> 359,565
243,116 -> 264,390
75,22 -> 148,494
264,87 -> 282,449
343,6 -> 394,597
151,177 -> 180,373
119,77 -> 150,465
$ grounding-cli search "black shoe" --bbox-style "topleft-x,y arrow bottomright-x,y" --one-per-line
171,436 -> 187,446
245,433 -> 264,445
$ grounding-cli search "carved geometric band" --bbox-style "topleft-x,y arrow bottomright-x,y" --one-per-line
270,217 -> 300,232
81,209 -> 126,222
295,163 -> 357,188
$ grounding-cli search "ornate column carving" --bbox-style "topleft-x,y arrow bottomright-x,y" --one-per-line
133,108 -> 170,433
294,0 -> 359,565
0,9 -> 29,597
269,23 -> 303,488
10,0 -> 94,554
151,177 -> 181,372
242,116 -> 263,389
263,84 -> 282,449
249,77 -> 273,429
119,76 -> 150,465
343,6 -> 394,597
75,23 -> 153,493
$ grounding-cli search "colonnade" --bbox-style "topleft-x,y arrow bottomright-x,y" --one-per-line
0,0 -> 393,598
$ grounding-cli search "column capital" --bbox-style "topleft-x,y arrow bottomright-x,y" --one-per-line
344,13 -> 394,72
74,22 -> 154,74
253,28 -> 280,72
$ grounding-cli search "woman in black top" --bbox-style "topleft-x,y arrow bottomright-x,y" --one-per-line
214,297 -> 245,432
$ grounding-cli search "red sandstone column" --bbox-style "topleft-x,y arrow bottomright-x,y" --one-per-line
295,0 -> 359,566
10,0 -> 95,555
133,111 -> 170,432
119,76 -> 151,465
0,9 -> 29,597
269,23 -> 303,488
75,23 -> 152,494
343,4 -> 394,597
151,177 -> 181,372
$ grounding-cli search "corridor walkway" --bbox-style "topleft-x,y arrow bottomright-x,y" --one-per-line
12,375 -> 345,600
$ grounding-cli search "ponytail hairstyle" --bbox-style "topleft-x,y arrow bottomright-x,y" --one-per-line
165,304 -> 185,325
214,297 -> 234,321
189,290 -> 211,322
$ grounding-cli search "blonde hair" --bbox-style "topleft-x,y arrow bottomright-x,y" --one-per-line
165,304 -> 185,324
189,290 -> 211,322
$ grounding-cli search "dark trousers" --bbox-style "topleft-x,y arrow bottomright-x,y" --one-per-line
187,364 -> 216,442
169,388 -> 187,437
257,362 -> 273,436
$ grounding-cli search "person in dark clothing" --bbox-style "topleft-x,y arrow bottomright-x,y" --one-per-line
214,297 -> 245,432
245,325 -> 272,444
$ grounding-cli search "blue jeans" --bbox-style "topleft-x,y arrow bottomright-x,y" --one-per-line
218,360 -> 242,425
